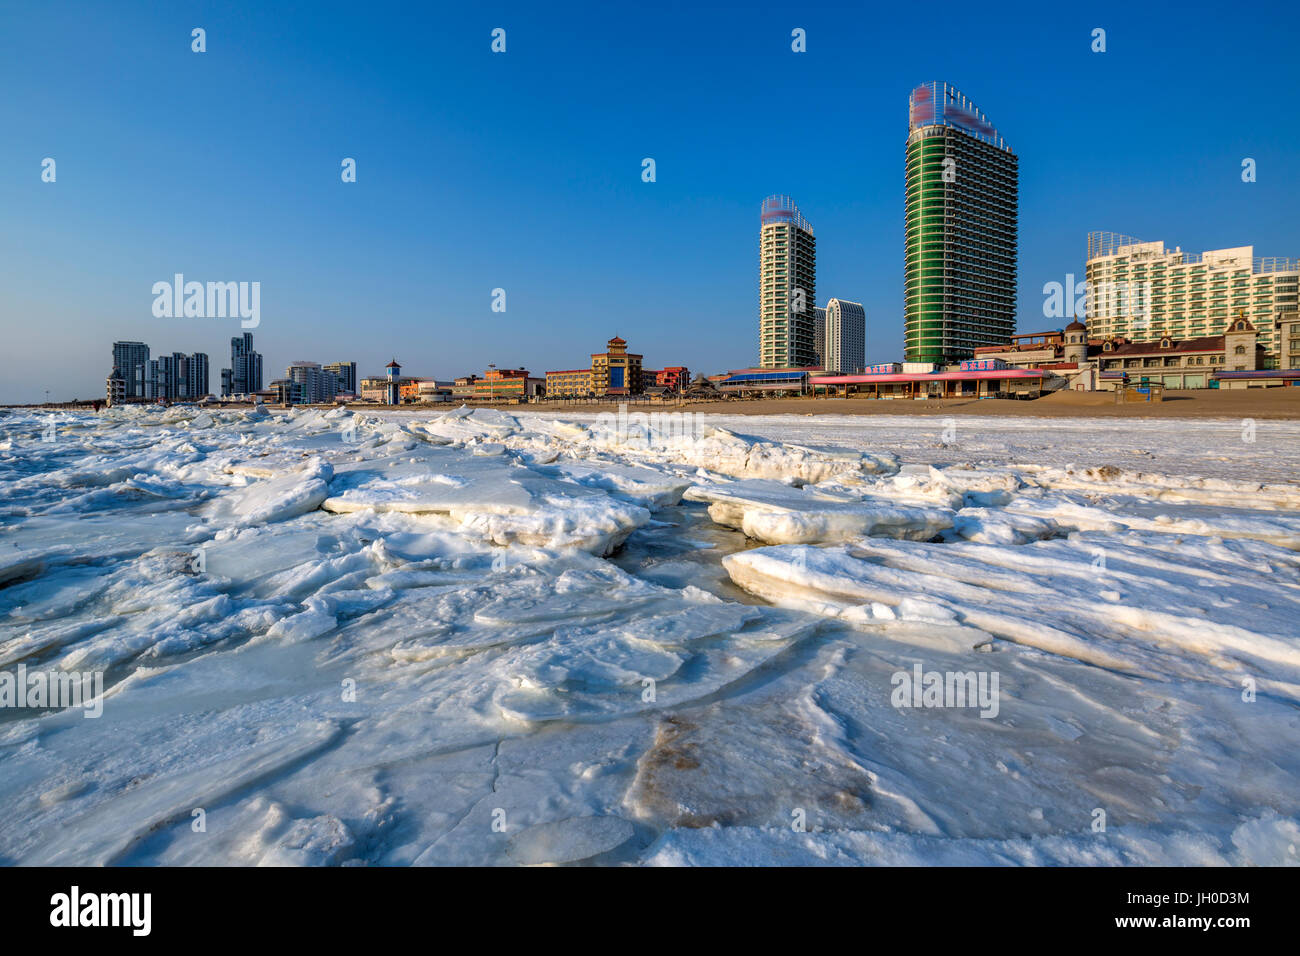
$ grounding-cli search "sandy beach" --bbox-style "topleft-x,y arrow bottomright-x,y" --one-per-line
523,388 -> 1300,420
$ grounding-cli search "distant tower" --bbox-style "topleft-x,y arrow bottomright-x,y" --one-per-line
385,358 -> 401,404
1064,317 -> 1087,365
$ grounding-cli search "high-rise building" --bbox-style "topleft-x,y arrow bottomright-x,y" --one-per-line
323,361 -> 357,395
1084,233 -> 1299,367
223,333 -> 263,396
286,361 -> 344,404
759,195 -> 817,368
157,354 -> 181,400
813,307 -> 827,368
905,82 -> 1018,364
172,353 -> 189,399
187,353 -> 210,398
112,342 -> 150,398
145,359 -> 167,400
824,298 -> 867,373
287,362 -> 322,404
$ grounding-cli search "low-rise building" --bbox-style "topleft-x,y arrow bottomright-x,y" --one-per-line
546,337 -> 673,398
648,366 -> 690,392
545,368 -> 593,397
811,367 -> 1045,399
416,380 -> 455,402
1096,314 -> 1264,390
1213,369 -> 1300,389
452,375 -> 479,400
972,321 -> 1095,390
717,367 -> 816,394
473,367 -> 533,402
106,366 -> 125,406
268,379 -> 301,404
1276,313 -> 1300,370
971,314 -> 1272,391
358,377 -> 387,402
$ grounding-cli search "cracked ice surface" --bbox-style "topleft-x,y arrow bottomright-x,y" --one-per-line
0,404 -> 1298,865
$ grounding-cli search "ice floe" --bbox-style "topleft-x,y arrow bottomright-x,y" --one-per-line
0,404 -> 1297,866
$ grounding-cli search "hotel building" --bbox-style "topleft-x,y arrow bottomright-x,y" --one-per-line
1093,314 -> 1265,389
1084,233 -> 1300,367
546,337 -> 646,397
759,195 -> 817,368
905,82 -> 1018,364
824,298 -> 866,373
545,367 -> 591,397
974,312 -> 1276,391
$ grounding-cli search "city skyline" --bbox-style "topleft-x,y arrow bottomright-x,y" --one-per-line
2,1 -> 1298,403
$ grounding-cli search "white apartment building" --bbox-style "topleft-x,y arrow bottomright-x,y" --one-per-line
759,195 -> 817,368
1085,232 -> 1299,367
824,298 -> 866,373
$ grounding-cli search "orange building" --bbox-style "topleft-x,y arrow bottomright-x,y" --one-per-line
473,367 -> 532,402
653,366 -> 689,391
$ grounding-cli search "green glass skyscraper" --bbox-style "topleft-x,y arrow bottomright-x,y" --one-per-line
905,82 -> 1018,364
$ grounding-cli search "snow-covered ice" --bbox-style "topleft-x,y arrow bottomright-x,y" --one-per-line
0,404 -> 1297,866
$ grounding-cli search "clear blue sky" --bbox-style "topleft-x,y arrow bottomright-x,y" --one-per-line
1,0 -> 1297,402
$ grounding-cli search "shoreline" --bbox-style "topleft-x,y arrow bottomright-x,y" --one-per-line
9,388 -> 1300,420
517,390 -> 1300,420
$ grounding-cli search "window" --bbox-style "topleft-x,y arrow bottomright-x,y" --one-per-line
1234,345 -> 1245,355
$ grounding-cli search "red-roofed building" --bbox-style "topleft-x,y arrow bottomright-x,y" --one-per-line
969,313 -> 1268,390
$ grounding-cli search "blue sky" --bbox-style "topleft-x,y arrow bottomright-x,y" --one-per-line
1,0 -> 1297,402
